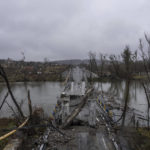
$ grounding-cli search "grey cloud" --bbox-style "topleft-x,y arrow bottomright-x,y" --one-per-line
0,0 -> 150,61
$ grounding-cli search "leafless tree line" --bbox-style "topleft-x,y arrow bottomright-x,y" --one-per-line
139,34 -> 150,129
88,34 -> 150,129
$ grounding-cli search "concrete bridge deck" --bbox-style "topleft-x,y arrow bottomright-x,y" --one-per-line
46,67 -> 119,150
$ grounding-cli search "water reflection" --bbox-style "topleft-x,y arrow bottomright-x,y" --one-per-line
107,80 -> 124,98
95,80 -> 149,126
0,81 -> 148,123
96,80 -> 147,109
0,82 -> 63,117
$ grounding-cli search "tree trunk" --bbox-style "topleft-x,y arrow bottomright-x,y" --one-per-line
0,92 -> 8,110
148,105 -> 150,130
142,82 -> 150,130
0,65 -> 24,118
28,90 -> 32,118
121,79 -> 130,127
4,75 -> 24,118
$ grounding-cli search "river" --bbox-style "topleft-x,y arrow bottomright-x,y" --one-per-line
0,82 -> 63,117
0,81 -> 148,121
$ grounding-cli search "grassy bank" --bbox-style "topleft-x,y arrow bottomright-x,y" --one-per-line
0,118 -> 16,149
0,74 -> 66,82
87,75 -> 148,82
133,75 -> 148,80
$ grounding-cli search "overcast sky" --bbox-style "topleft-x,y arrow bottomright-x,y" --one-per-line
0,0 -> 150,61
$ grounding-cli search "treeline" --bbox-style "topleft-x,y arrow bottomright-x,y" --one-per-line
0,59 -> 70,82
82,34 -> 150,81
84,34 -> 150,129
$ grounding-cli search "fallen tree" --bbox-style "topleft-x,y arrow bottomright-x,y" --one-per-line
61,87 -> 94,129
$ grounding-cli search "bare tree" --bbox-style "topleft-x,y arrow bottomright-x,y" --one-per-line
88,51 -> 106,79
88,51 -> 98,82
21,51 -> 25,62
99,53 -> 106,94
0,64 -> 24,118
139,34 -> 150,129
28,90 -> 33,118
109,46 -> 134,127
99,53 -> 106,78
88,51 -> 106,95
109,54 -> 122,79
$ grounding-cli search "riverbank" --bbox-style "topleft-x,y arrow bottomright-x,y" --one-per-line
118,127 -> 150,150
88,75 -> 148,82
0,70 -> 147,83
0,74 -> 66,82
0,118 -> 17,149
0,62 -> 69,82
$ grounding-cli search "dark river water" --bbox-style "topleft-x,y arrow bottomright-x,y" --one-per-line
0,81 -> 147,120
95,81 -> 147,114
0,82 -> 63,117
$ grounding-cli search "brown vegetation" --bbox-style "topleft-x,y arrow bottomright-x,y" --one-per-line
0,60 -> 69,82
